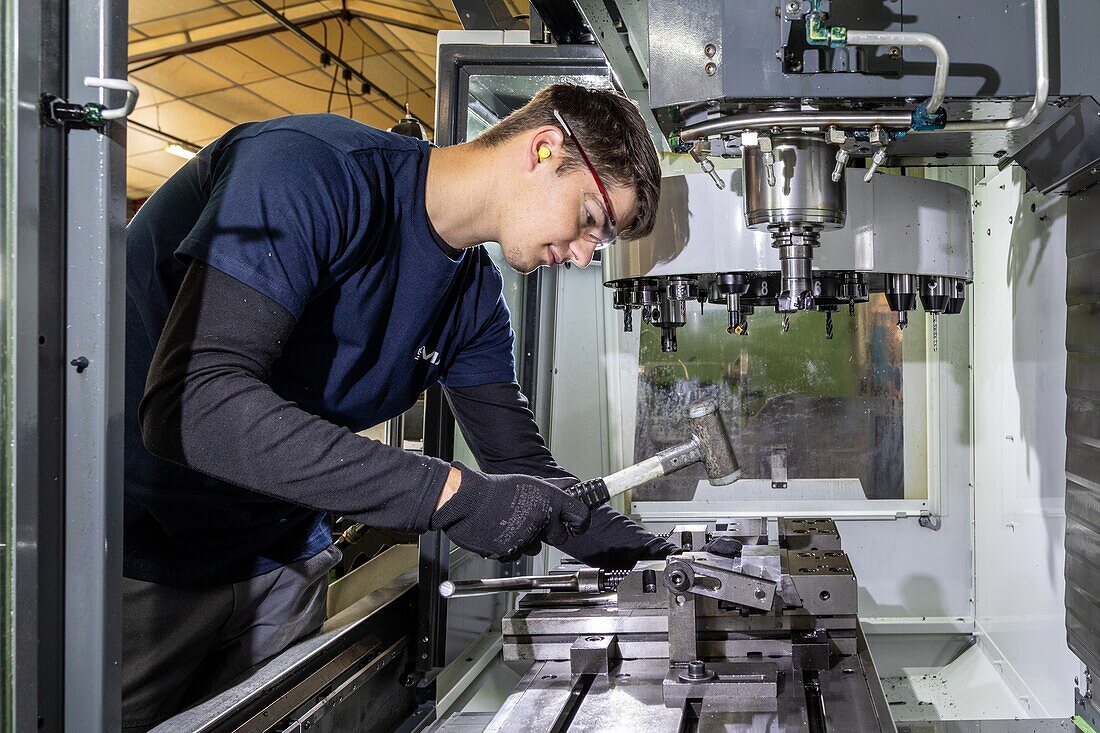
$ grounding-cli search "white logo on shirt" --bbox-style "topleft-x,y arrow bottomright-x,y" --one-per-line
415,345 -> 440,365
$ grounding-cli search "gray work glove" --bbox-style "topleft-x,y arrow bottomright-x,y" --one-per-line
429,462 -> 591,560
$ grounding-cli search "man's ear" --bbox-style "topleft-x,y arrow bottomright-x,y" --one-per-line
525,125 -> 566,172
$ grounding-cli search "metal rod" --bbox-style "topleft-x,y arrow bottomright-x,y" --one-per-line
248,0 -> 433,133
941,0 -> 1048,132
678,111 -> 912,142
845,30 -> 949,113
440,570 -> 601,598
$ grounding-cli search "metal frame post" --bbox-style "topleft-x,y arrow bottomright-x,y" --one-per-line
5,0 -> 46,729
63,0 -> 127,729
417,386 -> 455,677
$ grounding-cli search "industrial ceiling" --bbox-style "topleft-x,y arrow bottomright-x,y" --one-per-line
127,0 -> 528,199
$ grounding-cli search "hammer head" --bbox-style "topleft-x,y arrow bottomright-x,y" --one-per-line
686,397 -> 742,486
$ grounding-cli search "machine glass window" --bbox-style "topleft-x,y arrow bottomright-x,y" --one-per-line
631,295 -> 923,502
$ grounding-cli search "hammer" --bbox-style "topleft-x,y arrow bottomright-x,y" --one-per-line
564,397 -> 741,509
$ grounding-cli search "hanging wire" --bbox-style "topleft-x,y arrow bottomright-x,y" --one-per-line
326,19 -> 345,113
226,45 -> 365,95
128,55 -> 176,73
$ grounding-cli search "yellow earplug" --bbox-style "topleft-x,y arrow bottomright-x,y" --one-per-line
538,145 -> 552,162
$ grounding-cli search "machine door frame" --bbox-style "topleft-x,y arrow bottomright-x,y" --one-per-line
4,0 -> 127,730
413,38 -> 612,710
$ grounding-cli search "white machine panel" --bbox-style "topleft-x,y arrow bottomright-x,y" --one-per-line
603,171 -> 973,283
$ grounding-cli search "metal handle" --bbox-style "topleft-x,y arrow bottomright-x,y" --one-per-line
83,76 -> 139,120
440,570 -> 603,598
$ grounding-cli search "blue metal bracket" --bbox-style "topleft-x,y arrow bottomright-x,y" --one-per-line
910,102 -> 948,131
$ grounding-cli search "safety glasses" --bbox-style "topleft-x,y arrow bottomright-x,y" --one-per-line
553,109 -> 618,249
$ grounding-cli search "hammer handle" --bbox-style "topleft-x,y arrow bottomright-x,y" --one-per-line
563,447 -> 692,510
563,477 -> 611,509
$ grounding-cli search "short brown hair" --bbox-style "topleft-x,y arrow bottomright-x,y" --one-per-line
472,84 -> 661,240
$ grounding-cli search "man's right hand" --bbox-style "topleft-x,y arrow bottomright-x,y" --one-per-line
429,462 -> 591,560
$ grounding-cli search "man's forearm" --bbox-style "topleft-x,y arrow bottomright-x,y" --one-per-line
443,381 -> 575,480
141,261 -> 451,533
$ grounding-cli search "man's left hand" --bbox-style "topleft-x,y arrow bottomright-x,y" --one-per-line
534,477 -> 677,570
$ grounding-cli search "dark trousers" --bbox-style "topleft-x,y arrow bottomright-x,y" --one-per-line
121,545 -> 342,731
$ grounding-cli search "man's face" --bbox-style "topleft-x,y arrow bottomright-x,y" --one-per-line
496,132 -> 638,275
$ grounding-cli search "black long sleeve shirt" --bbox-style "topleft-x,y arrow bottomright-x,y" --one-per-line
136,261 -> 667,579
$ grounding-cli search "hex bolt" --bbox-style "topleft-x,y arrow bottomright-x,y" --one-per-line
686,660 -> 709,680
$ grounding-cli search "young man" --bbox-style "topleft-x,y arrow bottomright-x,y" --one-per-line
123,83 -> 669,729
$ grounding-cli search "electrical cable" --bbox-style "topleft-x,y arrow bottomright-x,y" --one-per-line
128,55 -> 175,73
225,44 -> 366,96
326,19 -> 344,113
129,119 -> 203,151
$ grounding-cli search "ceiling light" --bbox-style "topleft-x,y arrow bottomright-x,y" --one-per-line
165,143 -> 197,161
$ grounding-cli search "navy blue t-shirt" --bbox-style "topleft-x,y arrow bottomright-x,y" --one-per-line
125,115 -> 516,585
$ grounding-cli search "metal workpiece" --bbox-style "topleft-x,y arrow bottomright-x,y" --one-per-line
712,518 -> 770,545
664,521 -> 708,550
